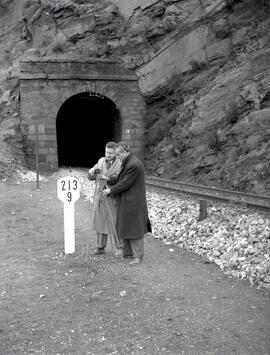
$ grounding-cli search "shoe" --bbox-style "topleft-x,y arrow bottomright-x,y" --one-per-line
94,248 -> 105,255
129,258 -> 141,266
114,249 -> 122,257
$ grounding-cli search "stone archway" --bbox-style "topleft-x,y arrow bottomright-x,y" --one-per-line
20,59 -> 146,171
56,92 -> 121,168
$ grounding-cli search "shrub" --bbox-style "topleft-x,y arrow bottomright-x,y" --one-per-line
161,73 -> 185,112
208,129 -> 227,150
52,41 -> 65,54
189,59 -> 207,73
147,110 -> 178,146
208,131 -> 220,149
224,101 -> 240,125
40,36 -> 52,48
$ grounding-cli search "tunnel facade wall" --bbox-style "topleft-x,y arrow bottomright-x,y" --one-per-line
20,59 -> 146,171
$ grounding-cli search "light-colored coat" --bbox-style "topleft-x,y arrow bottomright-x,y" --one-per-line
88,157 -> 121,235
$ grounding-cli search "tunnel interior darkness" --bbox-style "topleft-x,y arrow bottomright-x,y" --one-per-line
56,92 -> 121,168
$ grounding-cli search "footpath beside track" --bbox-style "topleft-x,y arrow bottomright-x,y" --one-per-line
146,176 -> 270,212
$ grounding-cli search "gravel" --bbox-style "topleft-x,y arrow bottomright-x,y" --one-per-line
148,189 -> 270,289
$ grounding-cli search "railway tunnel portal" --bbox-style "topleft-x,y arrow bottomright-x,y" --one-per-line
20,59 -> 146,170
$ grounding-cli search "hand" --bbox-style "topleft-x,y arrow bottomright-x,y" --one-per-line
99,174 -> 109,181
93,168 -> 101,176
103,187 -> 110,196
87,172 -> 94,180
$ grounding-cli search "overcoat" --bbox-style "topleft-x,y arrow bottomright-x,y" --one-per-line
109,153 -> 149,240
88,157 -> 121,234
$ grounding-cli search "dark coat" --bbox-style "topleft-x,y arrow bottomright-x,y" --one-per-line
109,153 -> 150,240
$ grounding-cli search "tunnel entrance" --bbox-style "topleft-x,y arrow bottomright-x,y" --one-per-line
56,92 -> 121,168
21,59 -> 146,170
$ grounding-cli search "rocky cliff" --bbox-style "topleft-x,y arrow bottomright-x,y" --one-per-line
0,0 -> 269,193
142,0 -> 270,194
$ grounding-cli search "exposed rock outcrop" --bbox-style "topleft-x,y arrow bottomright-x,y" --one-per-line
0,0 -> 269,194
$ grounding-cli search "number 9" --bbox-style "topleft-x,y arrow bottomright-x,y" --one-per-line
67,192 -> 72,202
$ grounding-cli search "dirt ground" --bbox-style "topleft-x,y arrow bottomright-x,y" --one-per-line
0,173 -> 269,355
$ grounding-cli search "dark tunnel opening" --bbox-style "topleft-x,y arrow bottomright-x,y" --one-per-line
56,92 -> 121,168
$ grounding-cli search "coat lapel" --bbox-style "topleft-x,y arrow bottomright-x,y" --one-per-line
119,153 -> 133,177
107,158 -> 118,175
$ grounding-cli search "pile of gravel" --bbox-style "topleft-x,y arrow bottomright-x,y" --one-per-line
148,189 -> 270,289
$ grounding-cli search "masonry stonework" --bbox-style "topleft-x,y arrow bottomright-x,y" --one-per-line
20,59 -> 146,171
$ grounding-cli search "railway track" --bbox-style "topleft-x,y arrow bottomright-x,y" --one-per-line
146,176 -> 270,211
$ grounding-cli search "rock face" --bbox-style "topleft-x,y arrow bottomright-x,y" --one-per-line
136,0 -> 233,96
0,0 -> 269,194
137,25 -> 231,97
142,1 -> 270,194
41,0 -> 80,14
110,0 -> 161,19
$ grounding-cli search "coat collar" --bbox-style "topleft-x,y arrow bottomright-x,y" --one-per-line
105,156 -> 116,170
121,153 -> 133,170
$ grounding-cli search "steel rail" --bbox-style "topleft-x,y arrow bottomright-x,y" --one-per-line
146,176 -> 270,210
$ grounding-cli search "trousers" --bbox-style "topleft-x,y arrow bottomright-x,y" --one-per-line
97,233 -> 122,249
97,233 -> 107,249
123,239 -> 144,260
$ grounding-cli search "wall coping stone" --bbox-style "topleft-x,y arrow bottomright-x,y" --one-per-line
21,58 -> 119,64
20,59 -> 136,80
20,74 -> 138,81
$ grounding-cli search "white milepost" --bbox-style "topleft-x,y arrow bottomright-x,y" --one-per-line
57,176 -> 80,254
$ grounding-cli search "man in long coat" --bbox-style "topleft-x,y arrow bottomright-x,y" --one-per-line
103,141 -> 150,265
88,141 -> 121,255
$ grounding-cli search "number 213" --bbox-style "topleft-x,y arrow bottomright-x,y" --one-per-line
61,180 -> 78,191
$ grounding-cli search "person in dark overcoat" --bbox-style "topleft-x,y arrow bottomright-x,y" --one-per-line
102,141 -> 150,265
